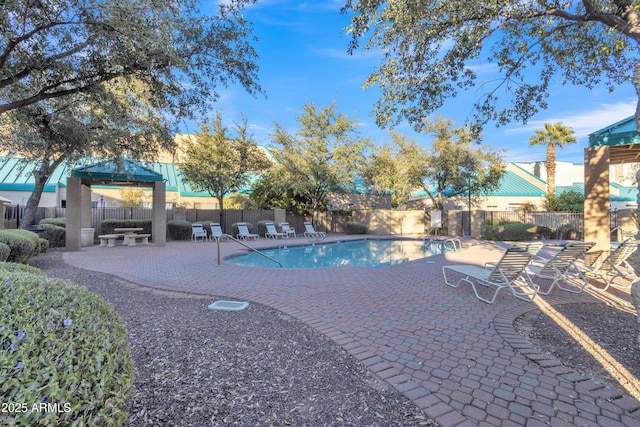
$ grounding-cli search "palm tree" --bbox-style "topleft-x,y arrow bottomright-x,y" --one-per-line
528,122 -> 577,198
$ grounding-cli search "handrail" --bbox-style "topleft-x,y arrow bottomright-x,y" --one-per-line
214,234 -> 283,268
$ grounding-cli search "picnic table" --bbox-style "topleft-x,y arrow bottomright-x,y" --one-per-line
105,227 -> 150,246
114,227 -> 144,235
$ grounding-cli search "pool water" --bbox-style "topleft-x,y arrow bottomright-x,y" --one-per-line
226,239 -> 449,269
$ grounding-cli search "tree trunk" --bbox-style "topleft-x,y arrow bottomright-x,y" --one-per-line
20,169 -> 49,229
20,158 -> 64,230
546,144 -> 556,197
217,196 -> 225,231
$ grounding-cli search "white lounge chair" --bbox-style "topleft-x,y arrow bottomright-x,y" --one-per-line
279,222 -> 296,238
265,223 -> 287,239
442,242 -> 543,303
303,222 -> 326,239
525,241 -> 595,294
236,223 -> 259,240
210,223 -> 230,241
577,239 -> 640,291
191,224 -> 208,242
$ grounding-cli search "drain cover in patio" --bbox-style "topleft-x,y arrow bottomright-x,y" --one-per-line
208,300 -> 249,311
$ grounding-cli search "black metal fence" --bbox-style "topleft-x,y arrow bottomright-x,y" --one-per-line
483,211 -> 586,234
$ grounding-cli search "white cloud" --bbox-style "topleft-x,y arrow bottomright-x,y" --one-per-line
466,62 -> 499,75
506,100 -> 637,139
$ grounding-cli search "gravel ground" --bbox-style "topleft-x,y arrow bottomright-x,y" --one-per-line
29,250 -> 436,427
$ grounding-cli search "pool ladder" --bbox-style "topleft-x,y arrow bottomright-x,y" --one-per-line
214,234 -> 283,267
423,237 -> 462,252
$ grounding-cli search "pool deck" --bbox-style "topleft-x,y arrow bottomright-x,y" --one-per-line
63,234 -> 640,426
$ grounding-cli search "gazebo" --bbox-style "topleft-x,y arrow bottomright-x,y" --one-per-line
584,116 -> 640,258
65,159 -> 166,251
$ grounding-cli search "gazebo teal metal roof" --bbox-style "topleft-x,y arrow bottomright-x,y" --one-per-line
588,116 -> 640,164
70,159 -> 163,185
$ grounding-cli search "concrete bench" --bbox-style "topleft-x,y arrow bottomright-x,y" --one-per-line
123,234 -> 151,246
98,234 -> 124,247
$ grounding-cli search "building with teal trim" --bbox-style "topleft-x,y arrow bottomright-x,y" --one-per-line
2,125 -> 638,212
408,162 -> 637,211
0,156 -> 212,209
0,153 -> 391,210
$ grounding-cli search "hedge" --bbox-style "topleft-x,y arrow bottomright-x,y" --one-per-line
0,230 -> 42,264
167,221 -> 191,240
101,219 -> 152,236
482,222 -> 537,241
345,221 -> 367,234
0,263 -> 134,426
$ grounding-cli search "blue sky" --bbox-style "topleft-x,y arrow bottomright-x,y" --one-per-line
194,0 -> 637,164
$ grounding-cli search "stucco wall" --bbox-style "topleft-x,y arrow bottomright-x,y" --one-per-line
352,210 -> 427,235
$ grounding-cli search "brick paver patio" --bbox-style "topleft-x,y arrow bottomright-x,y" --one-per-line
63,235 -> 640,426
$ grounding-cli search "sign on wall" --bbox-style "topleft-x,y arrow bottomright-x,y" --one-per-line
431,210 -> 442,228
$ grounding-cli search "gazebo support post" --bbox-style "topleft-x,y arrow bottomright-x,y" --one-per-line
152,181 -> 166,246
583,145 -> 611,264
65,177 -> 83,251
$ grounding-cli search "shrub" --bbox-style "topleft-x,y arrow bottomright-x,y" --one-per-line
0,242 -> 9,262
552,224 -> 582,240
9,230 -> 42,256
39,218 -> 66,228
193,221 -> 213,236
547,191 -> 584,212
0,230 -> 40,263
101,219 -> 152,235
36,224 -> 66,248
482,222 -> 537,241
345,221 -> 367,234
536,225 -> 552,239
256,220 -> 273,237
482,225 -> 499,240
38,238 -> 49,254
167,220 -> 192,240
0,263 -> 134,426
335,208 -> 353,217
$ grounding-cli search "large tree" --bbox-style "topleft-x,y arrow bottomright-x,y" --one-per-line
0,0 -> 261,227
528,122 -> 577,198
0,0 -> 261,118
269,102 -> 371,223
359,132 -> 418,208
0,81 -> 174,228
405,117 -> 506,210
250,166 -> 317,215
342,1 -> 639,131
180,112 -> 272,224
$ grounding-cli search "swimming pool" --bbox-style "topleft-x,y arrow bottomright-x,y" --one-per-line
226,239 -> 451,269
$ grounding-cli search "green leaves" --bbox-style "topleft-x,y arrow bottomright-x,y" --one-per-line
0,0 -> 261,117
361,116 -> 505,209
267,102 -> 371,217
180,111 -> 271,210
343,1 -> 637,130
528,122 -> 577,197
0,263 -> 133,426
